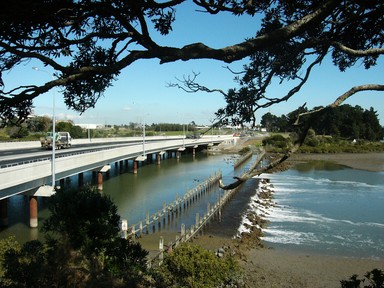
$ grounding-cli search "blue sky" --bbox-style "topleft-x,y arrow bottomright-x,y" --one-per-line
5,3 -> 384,126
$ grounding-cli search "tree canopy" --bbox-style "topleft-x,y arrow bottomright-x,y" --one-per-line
0,186 -> 149,287
0,0 -> 383,126
261,104 -> 383,141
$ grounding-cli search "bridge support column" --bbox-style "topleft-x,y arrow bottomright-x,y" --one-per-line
133,161 -> 138,174
0,199 -> 8,227
176,151 -> 180,159
157,154 -> 161,165
29,196 -> 38,228
78,172 -> 84,188
97,172 -> 103,191
120,160 -> 124,174
193,148 -> 196,156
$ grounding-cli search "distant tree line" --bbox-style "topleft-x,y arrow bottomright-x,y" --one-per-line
0,116 -> 84,139
261,105 -> 383,141
149,122 -> 197,132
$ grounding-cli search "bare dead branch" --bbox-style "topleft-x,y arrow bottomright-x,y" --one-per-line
167,72 -> 228,96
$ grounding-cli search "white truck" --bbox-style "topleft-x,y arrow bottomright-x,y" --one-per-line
40,132 -> 72,149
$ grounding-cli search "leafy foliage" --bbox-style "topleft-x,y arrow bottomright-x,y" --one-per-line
43,186 -> 121,254
0,1 -> 383,126
0,186 -> 149,287
262,134 -> 291,152
153,243 -> 243,288
0,237 -> 20,280
340,269 -> 384,288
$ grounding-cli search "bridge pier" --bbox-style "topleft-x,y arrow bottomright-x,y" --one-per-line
120,160 -> 124,174
133,161 -> 138,174
78,172 -> 84,188
29,196 -> 38,228
0,199 -> 8,227
157,154 -> 161,165
97,172 -> 103,191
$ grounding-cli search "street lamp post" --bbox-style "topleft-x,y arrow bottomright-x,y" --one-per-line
32,67 -> 56,192
142,121 -> 146,156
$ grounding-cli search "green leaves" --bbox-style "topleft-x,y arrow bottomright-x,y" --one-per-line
155,243 -> 243,288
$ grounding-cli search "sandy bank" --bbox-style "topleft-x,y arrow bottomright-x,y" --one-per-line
289,152 -> 384,172
241,247 -> 384,288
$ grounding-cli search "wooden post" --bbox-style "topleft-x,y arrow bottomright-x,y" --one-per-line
181,223 -> 185,240
196,213 -> 199,227
120,219 -> 128,238
218,192 -> 222,222
146,211 -> 149,233
159,236 -> 164,264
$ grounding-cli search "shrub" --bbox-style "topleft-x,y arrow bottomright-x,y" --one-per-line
239,146 -> 251,155
340,268 -> 384,288
262,134 -> 291,152
153,243 -> 243,288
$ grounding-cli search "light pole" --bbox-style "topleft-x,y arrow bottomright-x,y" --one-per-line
142,120 -> 146,156
32,67 -> 56,192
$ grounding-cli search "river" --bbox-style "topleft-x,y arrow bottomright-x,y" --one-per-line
260,161 -> 384,260
1,152 -> 383,261
0,151 -> 246,243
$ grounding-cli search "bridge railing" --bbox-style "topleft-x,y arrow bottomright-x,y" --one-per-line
0,137 -> 229,199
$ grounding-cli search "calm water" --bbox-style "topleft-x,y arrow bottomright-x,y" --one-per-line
0,152 -> 244,243
261,161 -> 384,260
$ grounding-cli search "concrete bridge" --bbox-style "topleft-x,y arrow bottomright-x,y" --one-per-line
0,135 -> 233,228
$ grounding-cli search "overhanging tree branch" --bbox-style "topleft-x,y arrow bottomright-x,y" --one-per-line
1,0 -> 383,126
331,42 -> 384,57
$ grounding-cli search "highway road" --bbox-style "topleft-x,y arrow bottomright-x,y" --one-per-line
0,137 -> 181,168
